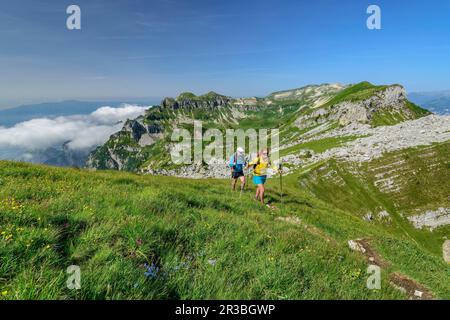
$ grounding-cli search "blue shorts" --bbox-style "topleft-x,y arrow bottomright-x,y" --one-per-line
253,175 -> 267,185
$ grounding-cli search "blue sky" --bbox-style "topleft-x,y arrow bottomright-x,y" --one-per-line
1,0 -> 450,108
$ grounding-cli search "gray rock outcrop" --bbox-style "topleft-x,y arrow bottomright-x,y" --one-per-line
443,240 -> 450,263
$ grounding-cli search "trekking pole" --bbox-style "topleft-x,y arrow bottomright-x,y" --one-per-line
279,162 -> 283,207
244,157 -> 249,190
240,169 -> 244,198
247,167 -> 254,200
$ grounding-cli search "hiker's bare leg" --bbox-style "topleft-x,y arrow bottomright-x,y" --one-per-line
231,178 -> 237,191
239,176 -> 245,191
260,185 -> 265,204
255,187 -> 260,200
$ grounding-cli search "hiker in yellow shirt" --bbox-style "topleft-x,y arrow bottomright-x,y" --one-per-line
248,148 -> 278,205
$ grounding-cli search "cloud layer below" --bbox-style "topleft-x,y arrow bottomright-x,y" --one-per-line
0,104 -> 149,163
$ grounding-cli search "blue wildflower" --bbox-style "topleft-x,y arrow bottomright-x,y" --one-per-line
143,262 -> 160,279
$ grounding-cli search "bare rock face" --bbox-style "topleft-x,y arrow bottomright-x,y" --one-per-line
162,92 -> 231,110
295,85 -> 411,129
233,97 -> 259,109
123,118 -> 147,142
122,117 -> 163,147
335,103 -> 370,126
283,115 -> 450,173
334,86 -> 409,125
407,207 -> 450,230
443,240 -> 450,263
86,111 -> 166,170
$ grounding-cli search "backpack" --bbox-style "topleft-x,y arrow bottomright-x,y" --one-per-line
253,154 -> 271,170
252,156 -> 260,170
231,153 -> 240,172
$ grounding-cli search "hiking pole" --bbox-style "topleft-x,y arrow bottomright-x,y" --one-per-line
247,167 -> 254,200
240,169 -> 245,196
279,162 -> 283,207
245,166 -> 249,190
241,167 -> 248,197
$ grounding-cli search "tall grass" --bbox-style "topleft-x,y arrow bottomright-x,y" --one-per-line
0,159 -> 448,300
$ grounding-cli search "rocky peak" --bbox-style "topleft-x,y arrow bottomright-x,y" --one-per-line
362,84 -> 407,105
121,116 -> 163,145
161,91 -> 231,110
295,83 -> 426,129
123,118 -> 148,142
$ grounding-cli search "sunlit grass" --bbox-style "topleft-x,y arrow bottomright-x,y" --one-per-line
0,157 -> 448,300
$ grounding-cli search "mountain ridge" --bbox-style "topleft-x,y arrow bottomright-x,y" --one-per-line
87,82 -> 431,176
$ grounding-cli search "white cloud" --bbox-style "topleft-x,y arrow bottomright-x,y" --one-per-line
90,104 -> 148,124
0,104 -> 149,161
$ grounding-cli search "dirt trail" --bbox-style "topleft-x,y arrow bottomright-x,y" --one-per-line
275,209 -> 436,300
351,239 -> 389,268
390,273 -> 434,300
348,238 -> 434,299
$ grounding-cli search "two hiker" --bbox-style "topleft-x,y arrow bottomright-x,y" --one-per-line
229,147 -> 279,205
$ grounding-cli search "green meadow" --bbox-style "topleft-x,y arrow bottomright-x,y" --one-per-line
1,144 -> 448,299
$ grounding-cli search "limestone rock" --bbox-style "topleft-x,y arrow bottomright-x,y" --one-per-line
443,240 -> 450,263
348,239 -> 366,253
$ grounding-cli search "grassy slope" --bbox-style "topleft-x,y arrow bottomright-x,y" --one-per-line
1,148 -> 449,299
319,82 -> 388,108
295,142 -> 450,297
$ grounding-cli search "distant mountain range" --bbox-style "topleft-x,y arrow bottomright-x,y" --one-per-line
409,91 -> 450,115
0,99 -> 159,127
1,92 -> 447,129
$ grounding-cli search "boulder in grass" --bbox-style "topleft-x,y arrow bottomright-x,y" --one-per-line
443,240 -> 450,263
348,239 -> 366,253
